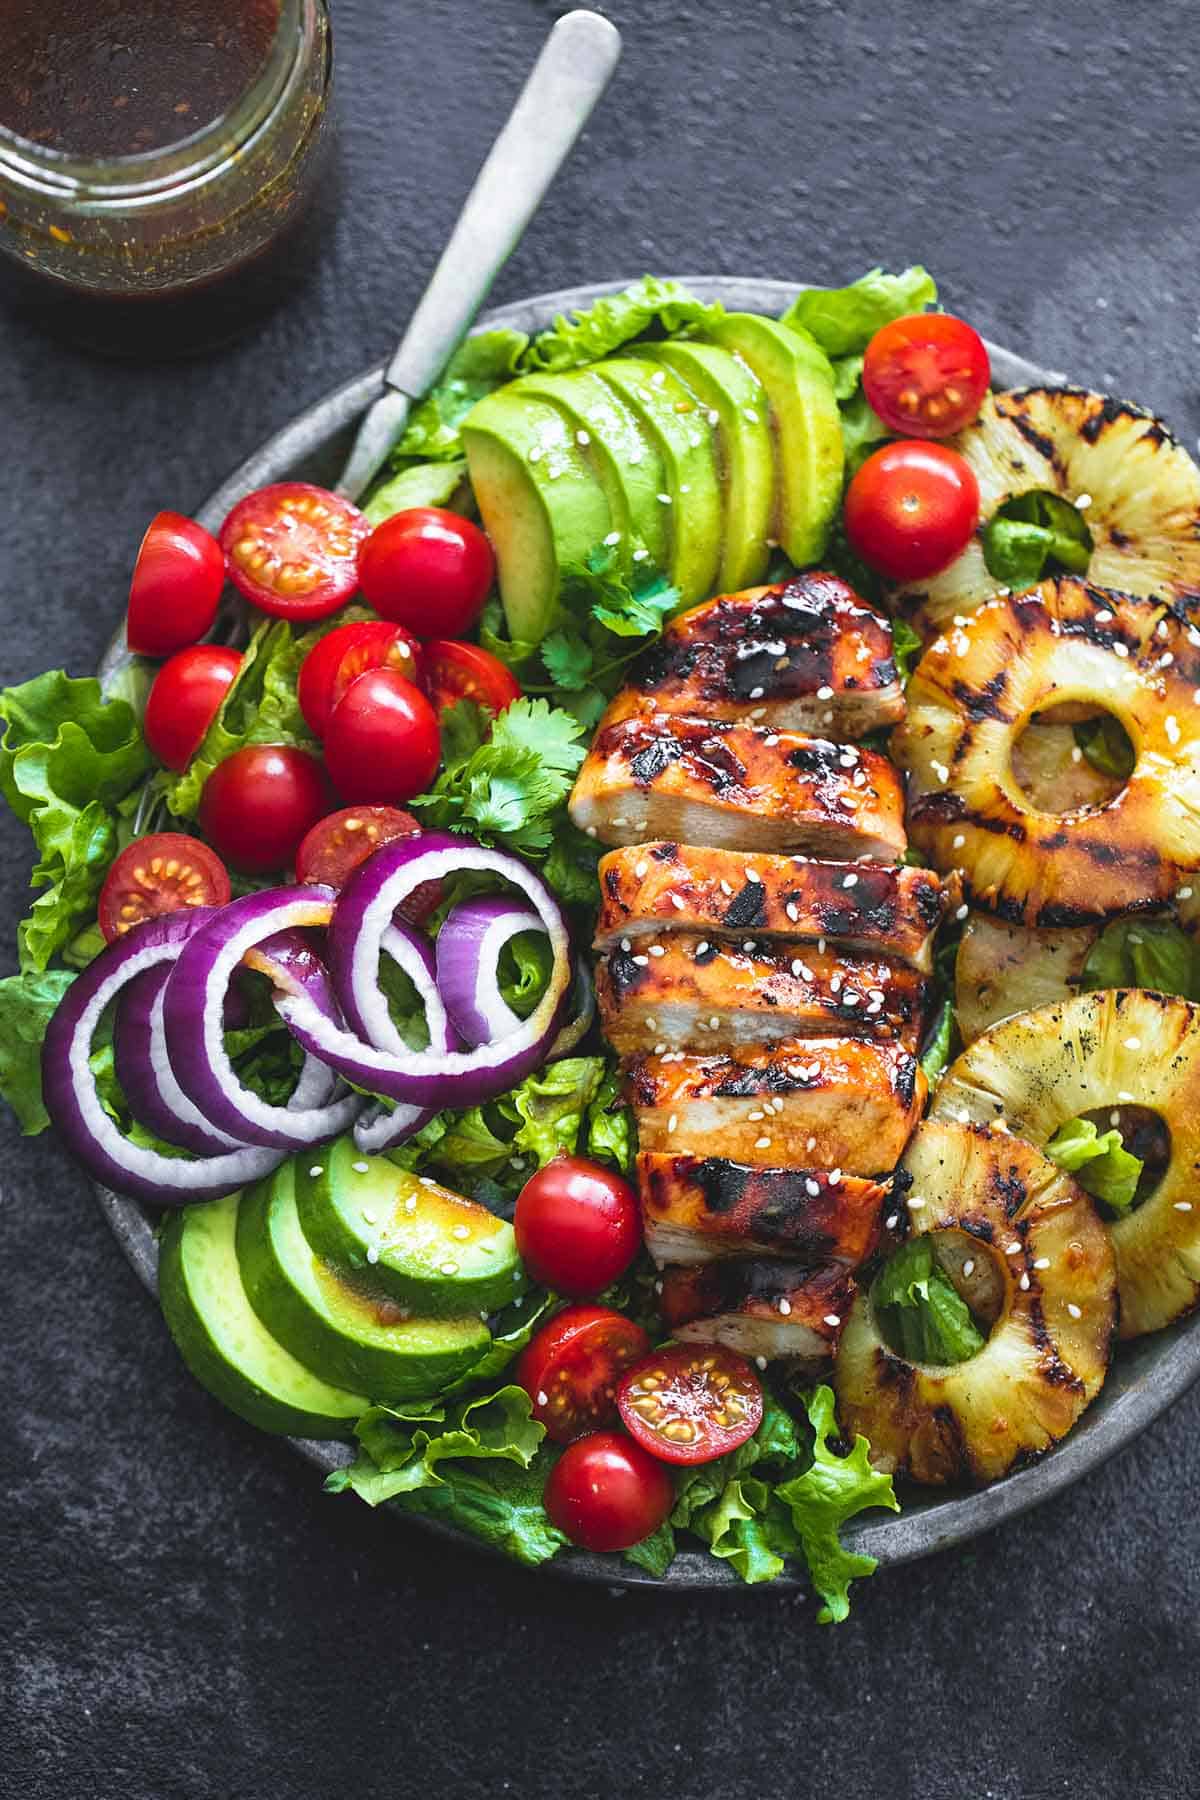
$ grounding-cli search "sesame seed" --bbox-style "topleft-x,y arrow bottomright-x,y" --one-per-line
441,1261 -> 459,1276
632,548 -> 648,561
1074,492 -> 1093,509
669,892 -> 685,910
745,867 -> 762,882
1006,1242 -> 1021,1256
742,939 -> 757,952
720,880 -> 733,896
786,902 -> 800,922
1123,1036 -> 1142,1051
1178,886 -> 1194,899
952,834 -> 965,850
755,1135 -> 772,1149
824,1314 -> 841,1328
1033,1256 -> 1050,1270
632,954 -> 648,967
1019,1273 -> 1031,1290
586,826 -> 598,838
405,1195 -> 417,1213
885,1214 -> 899,1230
843,873 -> 859,889
764,733 -> 781,746
1114,643 -> 1129,658
537,1390 -> 549,1406
603,529 -> 620,545
308,1166 -> 323,1178
645,1015 -> 657,1030
778,1298 -> 792,1316
907,1195 -> 925,1210
1067,1303 -> 1082,1319
816,685 -> 834,700
668,1113 -> 678,1134
1095,609 -> 1113,624
707,409 -> 720,427
805,1178 -> 821,1197
620,937 -> 632,952
749,686 -> 765,700
709,1015 -> 720,1029
1175,1201 -> 1193,1212
452,1225 -> 471,1240
352,1161 -> 369,1174
962,1259 -> 975,1277
755,1355 -> 768,1371
366,1246 -> 379,1264
528,444 -> 543,463
656,492 -> 672,505
748,1110 -> 765,1121
744,407 -> 760,423
696,940 -> 710,956
1166,716 -> 1181,746
649,944 -> 666,957
654,1042 -> 666,1054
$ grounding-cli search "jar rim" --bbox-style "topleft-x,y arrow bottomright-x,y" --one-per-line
0,0 -> 307,201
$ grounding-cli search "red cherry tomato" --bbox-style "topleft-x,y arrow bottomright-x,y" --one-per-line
98,833 -> 231,942
323,669 -> 441,805
126,512 -> 225,658
843,440 -> 980,582
219,483 -> 369,621
516,1305 -> 651,1444
423,640 -> 521,720
297,620 -> 424,738
295,804 -> 419,885
143,645 -> 242,772
617,1343 -> 763,1467
544,1430 -> 674,1553
357,507 -> 495,639
199,744 -> 331,872
514,1155 -> 641,1297
863,313 -> 991,439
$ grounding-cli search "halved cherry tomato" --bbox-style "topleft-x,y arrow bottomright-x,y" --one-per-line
863,313 -> 990,439
516,1304 -> 651,1444
544,1430 -> 674,1552
144,645 -> 243,772
424,640 -> 521,720
219,483 -> 369,621
357,507 -> 495,638
126,512 -> 225,658
199,744 -> 331,872
617,1343 -> 763,1466
843,440 -> 980,582
514,1155 -> 641,1296
98,833 -> 231,942
295,804 -> 418,885
323,669 -> 441,804
297,620 -> 424,738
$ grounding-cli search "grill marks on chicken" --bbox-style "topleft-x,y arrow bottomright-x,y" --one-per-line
567,578 -> 932,1359
634,572 -> 904,738
596,843 -> 949,970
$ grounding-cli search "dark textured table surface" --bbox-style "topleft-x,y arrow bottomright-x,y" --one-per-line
5,3 -> 1200,1794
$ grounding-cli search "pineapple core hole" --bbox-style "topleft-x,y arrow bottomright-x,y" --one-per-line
1011,703 -> 1134,815
1078,1105 -> 1171,1216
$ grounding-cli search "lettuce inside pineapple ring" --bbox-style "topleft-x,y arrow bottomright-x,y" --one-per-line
887,386 -> 1200,638
931,988 -> 1200,1339
893,576 -> 1200,925
835,1117 -> 1116,1485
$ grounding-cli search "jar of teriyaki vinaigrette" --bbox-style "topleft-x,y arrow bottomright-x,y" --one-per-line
0,0 -> 334,356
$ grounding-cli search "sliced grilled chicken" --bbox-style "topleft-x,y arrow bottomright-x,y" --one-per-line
894,576 -> 1200,924
595,842 -> 949,971
631,572 -> 904,738
597,934 -> 926,1054
931,987 -> 1200,1338
835,1118 -> 1116,1484
660,1259 -> 855,1361
569,705 -> 907,860
889,387 -> 1200,635
955,911 -> 1098,1043
627,1039 -> 926,1173
637,1152 -> 884,1268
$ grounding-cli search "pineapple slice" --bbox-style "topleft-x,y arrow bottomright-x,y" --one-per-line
889,388 -> 1200,636
834,1118 -> 1116,1484
894,576 -> 1200,923
955,912 -> 1098,1044
931,989 -> 1200,1337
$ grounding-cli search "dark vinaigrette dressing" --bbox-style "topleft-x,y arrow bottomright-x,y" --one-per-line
0,0 -> 278,157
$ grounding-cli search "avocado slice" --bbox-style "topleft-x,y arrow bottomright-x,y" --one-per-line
295,1137 -> 526,1317
516,368 -> 670,581
237,1164 -> 491,1403
593,356 -> 723,606
704,314 -> 844,567
637,341 -> 774,593
159,1194 -> 366,1438
462,389 -> 613,646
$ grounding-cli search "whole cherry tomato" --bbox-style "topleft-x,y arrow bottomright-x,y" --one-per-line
514,1155 -> 641,1296
544,1431 -> 674,1553
323,669 -> 441,805
144,645 -> 242,771
199,744 -> 331,872
357,507 -> 495,639
843,440 -> 980,582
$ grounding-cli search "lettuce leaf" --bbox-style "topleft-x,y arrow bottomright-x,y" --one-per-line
518,275 -> 725,374
585,1067 -> 635,1174
1082,916 -> 1200,1000
0,967 -> 75,1132
0,672 -> 151,971
509,1055 -> 606,1165
872,1236 -> 986,1365
389,330 -> 531,469
1045,1116 -> 1142,1216
919,996 -> 956,1084
781,266 -> 938,358
1074,715 -> 1134,781
981,490 -> 1093,592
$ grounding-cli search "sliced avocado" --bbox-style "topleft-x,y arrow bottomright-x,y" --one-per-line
516,368 -> 671,582
237,1164 -> 491,1404
704,314 -> 844,567
593,357 -> 723,605
637,341 -> 774,592
462,389 -> 613,645
159,1194 -> 366,1438
295,1137 -> 526,1317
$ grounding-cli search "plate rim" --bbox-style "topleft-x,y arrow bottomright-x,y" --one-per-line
92,272 -> 1198,1593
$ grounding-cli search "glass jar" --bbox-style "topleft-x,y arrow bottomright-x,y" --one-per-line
0,0 -> 334,356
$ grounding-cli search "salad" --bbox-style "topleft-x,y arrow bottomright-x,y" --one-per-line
5,267 -> 1200,1620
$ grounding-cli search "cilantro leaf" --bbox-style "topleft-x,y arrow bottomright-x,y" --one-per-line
540,631 -> 594,692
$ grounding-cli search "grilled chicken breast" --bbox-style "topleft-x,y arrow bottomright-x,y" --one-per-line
894,576 -> 1200,923
627,1039 -> 926,1173
660,1259 -> 855,1361
637,1152 -> 884,1268
570,705 -> 907,860
597,934 -> 927,1054
631,572 -> 904,738
595,842 -> 949,971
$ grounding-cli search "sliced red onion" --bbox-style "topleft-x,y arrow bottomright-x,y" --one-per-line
436,895 -> 543,1047
161,888 -> 362,1151
342,921 -> 458,1153
116,960 -> 245,1156
281,835 -> 571,1110
42,913 -> 286,1208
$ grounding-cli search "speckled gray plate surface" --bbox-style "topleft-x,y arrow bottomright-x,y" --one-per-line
92,277 -> 1199,1591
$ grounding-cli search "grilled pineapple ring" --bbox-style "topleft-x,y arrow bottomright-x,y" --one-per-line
931,989 -> 1200,1338
894,576 -> 1200,924
835,1119 -> 1116,1484
889,388 -> 1200,636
